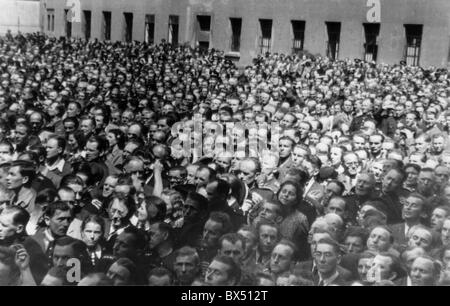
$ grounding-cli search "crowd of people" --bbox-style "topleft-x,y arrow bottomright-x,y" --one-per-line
1,31 -> 450,286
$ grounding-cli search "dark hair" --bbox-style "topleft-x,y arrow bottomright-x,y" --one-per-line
210,255 -> 241,285
45,201 -> 72,218
81,215 -> 105,235
2,206 -> 30,228
208,211 -> 233,236
147,267 -> 173,284
107,129 -> 126,150
47,135 -> 66,154
54,236 -> 92,274
219,233 -> 246,251
343,226 -> 369,247
144,196 -> 167,223
87,135 -> 109,153
9,160 -> 36,188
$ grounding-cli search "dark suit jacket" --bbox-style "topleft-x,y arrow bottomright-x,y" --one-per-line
390,223 -> 408,247
295,259 -> 354,284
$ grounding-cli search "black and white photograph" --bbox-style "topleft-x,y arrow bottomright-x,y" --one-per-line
0,0 -> 449,288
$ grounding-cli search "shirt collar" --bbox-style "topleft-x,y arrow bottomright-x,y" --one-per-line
319,270 -> 339,286
46,158 -> 65,172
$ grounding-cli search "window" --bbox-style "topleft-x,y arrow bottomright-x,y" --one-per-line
230,18 -> 242,52
168,15 -> 179,46
404,24 -> 423,66
145,15 -> 155,44
259,19 -> 272,54
102,11 -> 111,41
291,20 -> 305,54
123,13 -> 133,42
197,15 -> 211,52
83,10 -> 92,40
64,9 -> 72,38
363,23 -> 380,62
46,9 -> 55,32
326,22 -> 341,60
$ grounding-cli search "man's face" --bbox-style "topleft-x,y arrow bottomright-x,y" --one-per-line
405,166 -> 419,187
298,123 -> 310,139
326,198 -> 346,220
0,212 -> 20,239
279,139 -> 293,159
434,166 -> 449,187
6,166 -> 27,190
85,141 -> 100,162
157,119 -> 170,134
442,220 -> 450,246
258,225 -> 278,255
0,145 -> 12,164
431,208 -> 447,231
367,227 -> 391,253
237,160 -> 257,186
381,169 -> 402,194
358,257 -> 373,281
417,171 -> 434,195
344,236 -> 364,254
46,138 -> 61,160
219,240 -> 245,264
355,174 -> 374,196
410,258 -> 435,286
330,147 -> 343,167
14,125 -> 27,144
174,255 -> 198,285
270,244 -> 293,275
80,120 -> 94,136
369,136 -> 382,155
107,262 -> 131,286
29,114 -> 43,133
368,255 -> 393,282
408,229 -> 432,250
402,196 -> 424,222
81,222 -> 102,248
280,114 -> 295,129
343,154 -> 359,176
202,219 -> 223,249
292,147 -> 308,167
258,202 -> 281,223
109,197 -> 129,227
53,244 -> 75,269
352,136 -> 365,150
113,232 -> 136,259
432,137 -> 445,154
205,260 -> 232,286
102,177 -> 118,198
48,209 -> 72,238
195,168 -> 210,189
314,243 -> 339,275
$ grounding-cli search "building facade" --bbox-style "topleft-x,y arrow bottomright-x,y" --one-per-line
40,0 -> 450,67
0,0 -> 41,34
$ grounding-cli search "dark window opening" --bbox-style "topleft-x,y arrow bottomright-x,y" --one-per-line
123,12 -> 133,42
326,22 -> 341,60
145,15 -> 155,44
291,20 -> 305,54
230,18 -> 242,52
83,10 -> 91,40
363,23 -> 380,62
404,24 -> 423,66
259,19 -> 272,54
197,15 -> 211,32
103,11 -> 111,40
168,15 -> 179,47
197,15 -> 211,52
